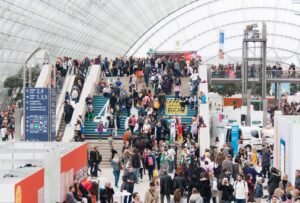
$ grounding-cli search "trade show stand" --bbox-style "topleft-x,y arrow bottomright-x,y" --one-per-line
0,167 -> 44,203
274,115 -> 300,184
0,142 -> 88,203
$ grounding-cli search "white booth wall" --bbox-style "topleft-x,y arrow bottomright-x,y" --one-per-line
274,116 -> 300,184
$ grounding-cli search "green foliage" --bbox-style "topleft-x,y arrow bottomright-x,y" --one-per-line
4,75 -> 23,89
209,83 -> 242,97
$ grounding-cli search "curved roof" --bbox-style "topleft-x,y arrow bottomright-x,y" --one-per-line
0,0 -> 300,75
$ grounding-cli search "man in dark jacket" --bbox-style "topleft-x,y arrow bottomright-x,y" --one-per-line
131,148 -> 141,184
89,146 -> 101,177
261,146 -> 272,178
160,170 -> 173,203
173,170 -> 187,196
122,167 -> 135,203
217,177 -> 234,203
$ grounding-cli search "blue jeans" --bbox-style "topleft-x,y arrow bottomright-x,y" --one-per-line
133,168 -> 139,184
175,91 -> 180,100
236,199 -> 246,203
168,160 -> 174,173
113,170 -> 120,187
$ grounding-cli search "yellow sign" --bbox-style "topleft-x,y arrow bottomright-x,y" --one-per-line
15,185 -> 22,203
166,99 -> 187,115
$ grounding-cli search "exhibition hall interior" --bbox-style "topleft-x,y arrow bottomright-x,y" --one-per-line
1,0 -> 300,202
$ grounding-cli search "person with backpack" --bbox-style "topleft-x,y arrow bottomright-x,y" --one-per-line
145,149 -> 156,181
233,175 -> 248,203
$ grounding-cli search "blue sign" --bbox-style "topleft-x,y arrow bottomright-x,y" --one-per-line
25,88 -> 49,141
219,32 -> 224,44
50,89 -> 56,141
231,125 -> 239,156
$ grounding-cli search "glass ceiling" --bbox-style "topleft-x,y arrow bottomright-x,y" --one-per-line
0,0 -> 300,81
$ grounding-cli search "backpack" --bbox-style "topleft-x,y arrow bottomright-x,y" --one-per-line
154,100 -> 160,109
147,156 -> 154,166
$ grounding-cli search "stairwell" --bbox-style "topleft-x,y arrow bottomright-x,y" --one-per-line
83,77 -> 196,139
87,139 -> 124,168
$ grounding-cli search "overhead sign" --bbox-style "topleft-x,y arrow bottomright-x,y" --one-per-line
166,99 -> 187,115
231,125 -> 239,156
25,88 -> 49,141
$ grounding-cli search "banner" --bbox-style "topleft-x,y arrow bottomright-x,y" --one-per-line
231,125 -> 239,156
223,98 -> 242,107
219,30 -> 224,59
166,99 -> 187,115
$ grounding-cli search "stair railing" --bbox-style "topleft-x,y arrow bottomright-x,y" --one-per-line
93,100 -> 109,122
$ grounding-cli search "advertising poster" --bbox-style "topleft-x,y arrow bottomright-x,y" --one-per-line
231,125 -> 239,156
166,98 -> 187,115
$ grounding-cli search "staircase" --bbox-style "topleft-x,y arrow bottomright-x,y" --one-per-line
88,140 -> 124,168
84,96 -> 127,139
83,77 -> 196,139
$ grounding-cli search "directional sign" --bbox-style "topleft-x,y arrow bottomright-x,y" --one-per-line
25,88 -> 49,141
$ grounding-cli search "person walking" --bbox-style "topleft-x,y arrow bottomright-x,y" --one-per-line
144,182 -> 159,203
111,153 -> 121,188
217,177 -> 235,203
233,175 -> 248,203
199,172 -> 212,203
121,166 -> 135,203
261,146 -> 272,178
131,148 -> 141,184
268,168 -> 281,199
160,170 -> 173,203
89,146 -> 101,177
145,150 -> 156,181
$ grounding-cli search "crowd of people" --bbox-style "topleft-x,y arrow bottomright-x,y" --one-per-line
94,56 -> 205,141
280,99 -> 300,115
0,105 -> 15,141
211,63 -> 298,79
80,139 -> 300,203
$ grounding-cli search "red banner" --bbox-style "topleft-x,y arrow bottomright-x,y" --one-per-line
224,98 -> 243,107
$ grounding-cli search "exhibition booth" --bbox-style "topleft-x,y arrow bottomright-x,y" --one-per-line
274,115 -> 300,184
0,167 -> 44,203
0,142 -> 88,203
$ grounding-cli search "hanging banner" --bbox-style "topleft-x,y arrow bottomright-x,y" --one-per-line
219,30 -> 225,59
25,88 -> 49,141
231,125 -> 239,155
224,98 -> 243,107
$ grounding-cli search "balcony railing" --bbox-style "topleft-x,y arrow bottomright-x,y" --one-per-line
211,69 -> 300,79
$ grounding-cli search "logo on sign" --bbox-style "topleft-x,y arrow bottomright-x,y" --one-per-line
15,185 -> 22,203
